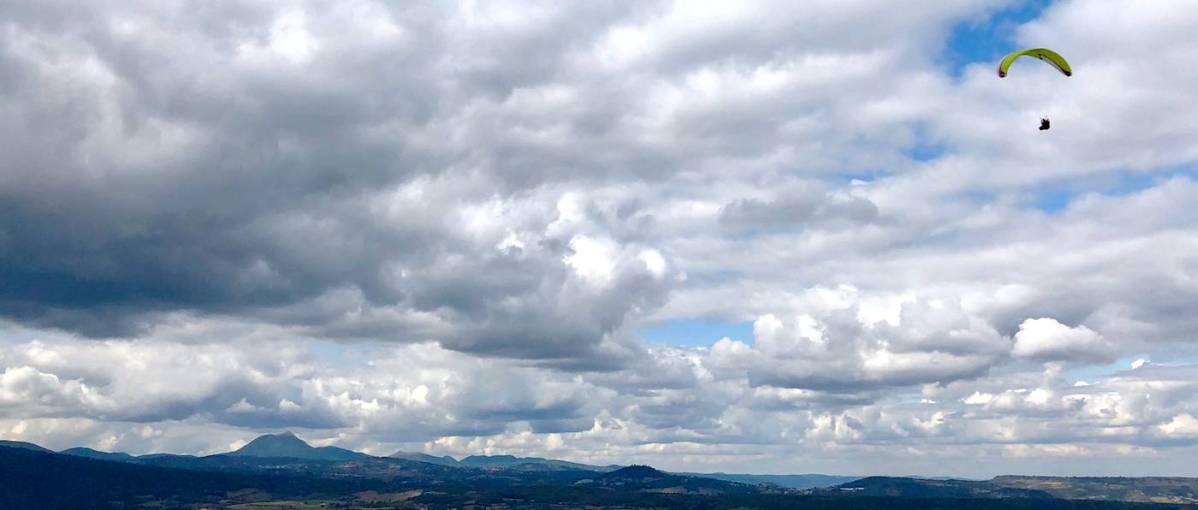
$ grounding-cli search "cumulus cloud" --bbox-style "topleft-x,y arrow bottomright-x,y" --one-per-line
1012,317 -> 1113,362
1158,414 -> 1198,439
706,289 -> 1007,392
0,336 -> 609,443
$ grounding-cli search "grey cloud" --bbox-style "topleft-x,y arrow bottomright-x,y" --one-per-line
0,337 -> 611,441
0,0 -> 688,367
719,183 -> 879,231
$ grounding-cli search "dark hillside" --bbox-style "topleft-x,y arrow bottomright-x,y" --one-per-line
0,440 -> 53,453
60,447 -> 137,462
0,445 -> 381,509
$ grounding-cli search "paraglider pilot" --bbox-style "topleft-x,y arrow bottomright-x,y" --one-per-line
996,48 -> 1070,132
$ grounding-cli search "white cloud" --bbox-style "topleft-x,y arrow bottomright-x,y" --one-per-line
1012,318 -> 1113,363
1159,414 -> 1198,438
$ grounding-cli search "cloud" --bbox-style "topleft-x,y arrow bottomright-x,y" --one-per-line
1012,317 -> 1113,363
1158,414 -> 1198,439
0,366 -> 83,409
719,182 -> 879,231
705,289 -> 1007,392
0,335 -> 610,442
4,329 -> 1198,476
0,1 -> 677,368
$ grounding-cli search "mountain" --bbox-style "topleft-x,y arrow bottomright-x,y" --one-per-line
389,450 -> 461,466
680,472 -> 858,489
600,464 -> 667,480
228,431 -> 368,461
0,440 -> 53,453
456,453 -> 513,466
584,465 -> 767,495
59,447 -> 136,462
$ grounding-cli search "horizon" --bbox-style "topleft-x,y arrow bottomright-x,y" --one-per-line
0,430 -> 1159,481
3,0 -> 1198,481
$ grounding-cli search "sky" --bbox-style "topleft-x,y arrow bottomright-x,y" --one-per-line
2,0 -> 1198,479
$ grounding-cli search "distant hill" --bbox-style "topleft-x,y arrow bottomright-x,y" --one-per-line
0,440 -> 53,453
60,447 -> 136,462
228,431 -> 368,461
136,453 -> 198,460
680,472 -> 858,489
459,454 -> 521,467
390,450 -> 461,466
0,442 -> 382,509
459,454 -> 616,472
600,464 -> 669,480
2,446 -> 1195,509
828,476 -> 1052,499
585,465 -> 766,495
822,475 -> 1198,504
992,476 -> 1198,504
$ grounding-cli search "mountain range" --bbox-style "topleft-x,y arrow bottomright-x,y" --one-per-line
4,433 -> 1198,509
45,431 -> 751,479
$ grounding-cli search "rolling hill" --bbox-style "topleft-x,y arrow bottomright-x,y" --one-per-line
0,440 -> 53,453
59,447 -> 137,462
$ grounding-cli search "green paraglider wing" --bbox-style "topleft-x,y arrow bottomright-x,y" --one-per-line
997,48 -> 1072,78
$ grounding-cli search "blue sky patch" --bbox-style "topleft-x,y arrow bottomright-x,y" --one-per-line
1032,166 -> 1198,213
943,0 -> 1054,77
1034,187 -> 1075,213
638,318 -> 754,347
906,139 -> 948,162
1065,356 -> 1142,384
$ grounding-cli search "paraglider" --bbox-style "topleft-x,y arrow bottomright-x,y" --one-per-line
997,48 -> 1071,131
997,48 -> 1072,78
